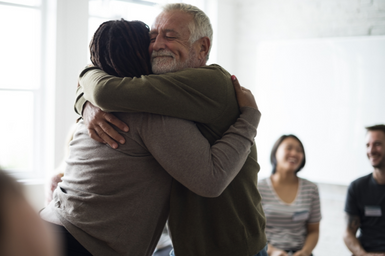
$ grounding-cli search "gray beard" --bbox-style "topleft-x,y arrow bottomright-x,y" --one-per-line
151,48 -> 198,74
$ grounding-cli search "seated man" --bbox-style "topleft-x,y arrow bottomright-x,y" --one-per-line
344,124 -> 385,256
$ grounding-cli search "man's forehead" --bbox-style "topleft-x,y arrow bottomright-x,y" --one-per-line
149,28 -> 180,36
366,130 -> 385,143
151,10 -> 192,32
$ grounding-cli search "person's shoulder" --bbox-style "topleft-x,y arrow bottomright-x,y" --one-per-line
350,173 -> 372,187
300,177 -> 318,188
299,178 -> 320,197
205,64 -> 230,75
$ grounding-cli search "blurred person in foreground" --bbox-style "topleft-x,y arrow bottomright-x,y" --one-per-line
41,17 -> 261,256
344,124 -> 385,256
0,169 -> 58,256
76,3 -> 267,256
258,135 -> 321,256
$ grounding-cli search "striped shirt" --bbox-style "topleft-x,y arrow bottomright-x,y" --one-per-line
258,177 -> 321,251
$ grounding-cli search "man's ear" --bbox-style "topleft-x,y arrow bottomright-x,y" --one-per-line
197,37 -> 210,63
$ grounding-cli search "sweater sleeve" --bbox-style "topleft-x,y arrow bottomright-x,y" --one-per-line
140,107 -> 261,198
76,65 -> 232,123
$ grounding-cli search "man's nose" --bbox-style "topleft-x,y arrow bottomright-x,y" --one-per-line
152,36 -> 166,51
368,145 -> 375,155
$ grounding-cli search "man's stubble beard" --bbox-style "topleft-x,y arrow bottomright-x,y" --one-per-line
369,153 -> 385,169
151,48 -> 198,74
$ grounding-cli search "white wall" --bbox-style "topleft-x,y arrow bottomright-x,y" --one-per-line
254,36 -> 385,184
207,0 -> 237,73
54,0 -> 89,167
224,0 -> 385,184
235,0 -> 385,86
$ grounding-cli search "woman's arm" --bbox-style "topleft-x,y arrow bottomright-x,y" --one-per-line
140,106 -> 260,197
293,222 -> 319,256
134,79 -> 260,197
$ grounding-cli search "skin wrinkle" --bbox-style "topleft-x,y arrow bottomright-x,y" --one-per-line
149,10 -> 204,74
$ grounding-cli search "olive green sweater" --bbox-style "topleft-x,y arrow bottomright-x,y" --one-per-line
76,64 -> 266,256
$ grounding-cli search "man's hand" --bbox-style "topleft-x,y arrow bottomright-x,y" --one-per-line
271,250 -> 288,256
231,75 -> 258,110
83,102 -> 129,149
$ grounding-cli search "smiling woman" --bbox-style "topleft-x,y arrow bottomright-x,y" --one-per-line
258,135 -> 321,256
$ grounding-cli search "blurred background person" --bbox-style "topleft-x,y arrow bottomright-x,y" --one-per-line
258,135 -> 321,256
343,124 -> 385,256
0,169 -> 59,256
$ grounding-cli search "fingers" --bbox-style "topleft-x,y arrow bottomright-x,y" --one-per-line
88,129 -> 107,144
231,75 -> 241,91
104,113 -> 129,132
231,74 -> 258,109
83,102 -> 128,148
93,126 -> 119,149
98,119 -> 126,145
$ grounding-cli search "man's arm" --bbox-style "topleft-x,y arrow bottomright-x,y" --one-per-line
77,68 -> 238,148
343,213 -> 369,256
136,78 -> 260,197
76,65 -> 232,122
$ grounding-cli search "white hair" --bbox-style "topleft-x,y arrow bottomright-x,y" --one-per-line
162,3 -> 213,60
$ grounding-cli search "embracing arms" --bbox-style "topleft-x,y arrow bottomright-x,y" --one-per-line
75,65 -> 236,148
137,77 -> 260,197
76,65 -> 231,120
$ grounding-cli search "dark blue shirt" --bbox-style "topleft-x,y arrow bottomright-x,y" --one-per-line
345,173 -> 385,252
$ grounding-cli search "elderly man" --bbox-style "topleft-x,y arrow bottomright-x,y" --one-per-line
77,4 -> 267,256
343,124 -> 385,256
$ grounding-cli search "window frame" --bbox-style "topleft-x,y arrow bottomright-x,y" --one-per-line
0,0 -> 49,181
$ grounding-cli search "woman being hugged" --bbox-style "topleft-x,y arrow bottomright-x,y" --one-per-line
258,135 -> 321,256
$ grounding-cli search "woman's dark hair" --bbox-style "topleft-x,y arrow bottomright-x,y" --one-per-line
90,19 -> 152,78
270,134 -> 306,174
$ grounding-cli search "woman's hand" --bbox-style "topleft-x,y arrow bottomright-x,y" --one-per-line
293,250 -> 310,256
45,172 -> 64,205
231,75 -> 258,110
271,250 -> 289,256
